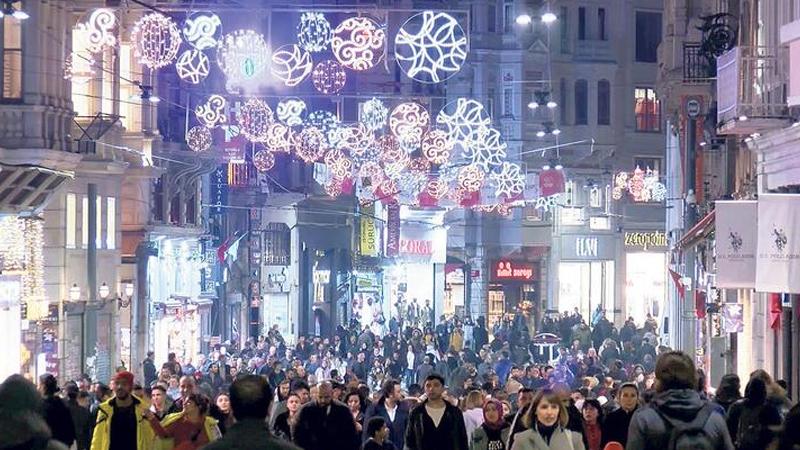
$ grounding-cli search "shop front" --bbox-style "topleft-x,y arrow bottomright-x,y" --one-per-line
557,234 -> 616,319
623,230 -> 668,327
487,260 -> 538,329
444,264 -> 466,318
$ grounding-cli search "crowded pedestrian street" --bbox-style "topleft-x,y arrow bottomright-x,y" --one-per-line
2,0 -> 800,449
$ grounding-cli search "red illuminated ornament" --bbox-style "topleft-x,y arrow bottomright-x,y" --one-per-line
421,129 -> 453,165
324,180 -> 343,197
252,149 -> 275,172
331,17 -> 385,71
312,60 -> 347,94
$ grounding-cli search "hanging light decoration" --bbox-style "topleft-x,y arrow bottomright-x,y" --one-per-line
271,44 -> 314,87
389,102 -> 430,147
293,126 -> 328,163
337,123 -> 374,156
276,98 -> 307,127
628,166 -> 647,201
312,59 -> 347,94
359,161 -> 384,181
360,97 -> 389,132
463,126 -> 507,171
421,129 -> 454,165
186,125 -> 213,152
458,164 -> 486,192
297,12 -> 333,53
324,180 -> 343,197
377,177 -> 398,197
306,110 -> 340,138
76,8 -> 117,54
252,148 -> 276,172
217,29 -> 270,87
176,49 -> 210,84
131,13 -> 182,69
395,11 -> 468,83
376,135 -> 402,161
408,156 -> 432,173
195,94 -> 227,128
324,148 -> 353,179
383,151 -> 410,180
426,177 -> 449,199
182,11 -> 222,50
237,98 -> 274,142
490,161 -> 525,199
265,123 -> 293,153
436,98 -> 491,143
331,16 -> 385,71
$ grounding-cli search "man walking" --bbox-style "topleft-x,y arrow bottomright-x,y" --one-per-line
293,382 -> 358,450
142,351 -> 157,388
89,371 -> 155,450
363,380 -> 408,449
404,374 -> 468,450
167,375 -> 196,414
39,374 -> 76,448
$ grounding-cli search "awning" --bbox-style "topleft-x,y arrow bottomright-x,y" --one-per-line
674,210 -> 716,250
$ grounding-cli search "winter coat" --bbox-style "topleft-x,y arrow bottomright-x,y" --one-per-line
362,402 -> 409,450
403,400 -> 468,450
42,395 -> 76,448
293,400 -> 359,450
471,425 -> 510,450
90,396 -> 156,450
0,375 -> 70,450
726,398 -> 782,450
626,389 -> 734,450
202,419 -> 300,450
601,406 -> 637,447
462,408 -> 484,441
510,425 -> 586,450
67,398 -> 92,450
152,412 -> 220,450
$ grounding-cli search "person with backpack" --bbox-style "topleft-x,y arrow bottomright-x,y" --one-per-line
725,377 -> 782,450
626,351 -> 734,450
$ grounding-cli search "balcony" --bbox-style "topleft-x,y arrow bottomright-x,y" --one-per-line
573,39 -> 615,63
716,46 -> 791,135
683,43 -> 715,83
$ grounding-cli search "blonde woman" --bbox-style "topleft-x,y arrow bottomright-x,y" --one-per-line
510,390 -> 585,450
463,390 -> 486,439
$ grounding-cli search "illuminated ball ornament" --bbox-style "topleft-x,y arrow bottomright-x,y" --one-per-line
76,8 -> 118,54
395,11 -> 468,83
186,126 -> 212,152
182,12 -> 222,50
389,102 -> 430,146
331,17 -> 385,71
324,180 -> 343,198
237,98 -> 274,142
252,149 -> 276,172
408,157 -> 432,174
131,13 -> 182,69
376,135 -> 402,161
217,30 -> 270,85
337,123 -> 374,156
271,44 -> 314,87
312,60 -> 347,94
458,164 -> 486,192
359,161 -> 384,181
436,98 -> 491,143
297,12 -> 333,53
426,178 -> 450,199
421,130 -> 453,165
293,126 -> 328,163
276,98 -> 307,127
265,123 -> 293,153
195,94 -> 227,128
176,49 -> 210,84
463,126 -> 507,171
324,148 -> 353,179
306,110 -> 340,136
490,161 -> 525,199
360,98 -> 389,132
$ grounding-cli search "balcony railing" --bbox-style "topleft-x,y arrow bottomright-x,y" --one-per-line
683,42 -> 715,83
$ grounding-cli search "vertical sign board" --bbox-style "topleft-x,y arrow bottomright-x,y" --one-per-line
386,203 -> 400,257
360,204 -> 378,257
715,201 -> 757,288
756,194 -> 800,293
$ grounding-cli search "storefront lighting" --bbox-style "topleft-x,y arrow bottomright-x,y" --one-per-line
528,101 -> 539,109
541,12 -> 557,24
516,14 -> 532,25
69,283 -> 81,302
738,115 -> 748,121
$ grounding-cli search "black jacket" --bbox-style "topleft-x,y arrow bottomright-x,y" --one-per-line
202,418 -> 301,450
294,400 -> 359,450
363,401 -> 408,449
67,398 -> 92,450
143,358 -> 157,387
601,406 -> 637,447
42,395 -> 76,448
403,400 -> 468,450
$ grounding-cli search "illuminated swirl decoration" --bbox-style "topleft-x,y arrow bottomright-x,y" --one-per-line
182,12 -> 222,50
186,126 -> 212,152
421,130 -> 453,165
325,180 -> 343,197
271,44 -> 313,87
377,177 -> 398,196
131,13 -> 182,69
312,60 -> 347,94
408,157 -> 432,174
389,102 -> 430,147
376,135 -> 402,162
463,127 -> 507,171
77,8 -> 117,53
252,149 -> 276,172
237,98 -> 274,142
324,148 -> 353,179
176,49 -> 210,84
490,161 -> 525,199
336,123 -> 374,156
397,172 -> 428,204
426,178 -> 449,199
436,98 -> 491,143
217,30 -> 270,86
360,98 -> 389,132
331,17 -> 385,71
458,164 -> 486,192
306,110 -> 340,147
276,98 -> 307,127
195,94 -> 227,128
265,123 -> 293,153
297,12 -> 333,53
293,126 -> 328,163
359,161 -> 384,181
395,11 -> 468,83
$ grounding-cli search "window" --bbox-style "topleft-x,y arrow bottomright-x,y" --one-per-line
597,80 -> 611,125
634,157 -> 662,173
560,6 -> 569,53
589,186 -> 602,208
560,78 -> 568,124
264,223 -> 290,265
598,8 -> 607,40
106,197 -> 116,250
605,185 -> 612,214
82,196 -> 88,249
487,88 -> 496,118
635,88 -> 661,132
635,12 -> 662,62
488,5 -> 497,32
503,88 -> 513,117
578,7 -> 586,40
504,1 -> 514,32
565,180 -> 576,205
66,194 -> 77,249
574,80 -> 588,125
1,17 -> 22,99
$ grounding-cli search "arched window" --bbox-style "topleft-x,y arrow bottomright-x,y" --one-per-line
574,79 -> 588,125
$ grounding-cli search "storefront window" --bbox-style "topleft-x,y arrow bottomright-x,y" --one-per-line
558,261 -> 614,319
625,252 -> 666,326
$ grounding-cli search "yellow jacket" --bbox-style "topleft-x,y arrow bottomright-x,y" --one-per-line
90,395 -> 156,450
154,413 -> 220,450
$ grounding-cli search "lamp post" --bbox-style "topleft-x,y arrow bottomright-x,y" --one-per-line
60,284 -> 81,382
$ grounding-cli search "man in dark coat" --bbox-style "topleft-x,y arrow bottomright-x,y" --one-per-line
142,351 -> 157,388
65,384 -> 92,450
38,374 -> 75,448
404,374 -> 468,450
293,382 -> 359,450
602,382 -> 639,447
363,380 -> 408,449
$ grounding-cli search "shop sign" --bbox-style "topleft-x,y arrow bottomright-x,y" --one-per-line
212,166 -> 227,216
492,260 -> 535,281
716,201 -> 757,288
386,203 -> 400,257
313,270 -> 330,284
399,239 -> 433,256
561,235 -> 614,260
360,204 -> 378,257
624,231 -> 667,251
756,194 -> 800,293
576,237 -> 598,257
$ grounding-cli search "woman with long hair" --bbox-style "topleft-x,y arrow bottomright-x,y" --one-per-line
346,390 -> 365,433
470,399 -> 510,450
272,392 -> 301,441
510,390 -> 585,450
581,399 -> 603,450
212,392 -> 235,435
463,390 -> 486,439
146,393 -> 220,450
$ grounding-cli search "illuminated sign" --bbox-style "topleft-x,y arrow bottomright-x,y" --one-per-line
399,239 -> 433,255
492,260 -> 535,281
624,231 -> 668,251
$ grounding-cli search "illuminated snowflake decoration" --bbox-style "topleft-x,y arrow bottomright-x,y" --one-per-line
389,102 -> 430,147
436,98 -> 491,143
265,123 -> 293,153
331,17 -> 385,71
271,44 -> 313,87
293,126 -> 328,163
276,98 -> 307,127
195,94 -> 227,128
252,149 -> 276,172
490,162 -> 525,199
237,98 -> 274,142
336,123 -> 374,156
397,172 -> 428,203
176,49 -> 210,84
426,178 -> 449,199
421,130 -> 454,165
76,8 -> 117,54
312,60 -> 347,94
131,13 -> 182,69
360,98 -> 389,132
535,194 -> 560,212
463,127 -> 507,171
182,12 -> 222,50
297,12 -> 333,53
186,126 -> 212,152
458,164 -> 486,192
217,30 -> 270,86
395,11 -> 468,83
324,148 -> 353,179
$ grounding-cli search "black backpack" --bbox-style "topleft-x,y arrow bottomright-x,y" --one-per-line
654,403 -> 716,450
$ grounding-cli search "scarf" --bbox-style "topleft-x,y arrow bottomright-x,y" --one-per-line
482,398 -> 506,431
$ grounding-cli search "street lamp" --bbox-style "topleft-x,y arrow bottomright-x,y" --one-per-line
515,14 -> 532,25
99,282 -> 110,301
0,1 -> 29,20
69,283 -> 81,302
541,12 -> 557,24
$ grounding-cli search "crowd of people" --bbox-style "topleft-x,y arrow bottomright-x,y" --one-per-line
2,308 -> 800,450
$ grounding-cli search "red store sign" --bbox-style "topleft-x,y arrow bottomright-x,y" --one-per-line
399,239 -> 433,256
492,260 -> 536,281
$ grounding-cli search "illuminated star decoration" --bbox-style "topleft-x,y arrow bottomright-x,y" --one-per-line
389,102 -> 430,147
276,98 -> 307,127
312,60 -> 347,94
421,129 -> 453,165
297,12 -> 333,53
535,194 -> 560,212
265,123 -> 293,153
217,29 -> 270,88
293,126 -> 328,163
490,162 -> 525,199
182,12 -> 222,50
463,126 -> 507,171
395,11 -> 468,83
186,125 -> 212,152
331,16 -> 385,71
195,94 -> 227,128
176,49 -> 210,84
237,98 -> 274,142
360,98 -> 389,132
271,44 -> 314,87
436,98 -> 491,143
76,8 -> 117,53
131,13 -> 183,69
252,148 -> 276,172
